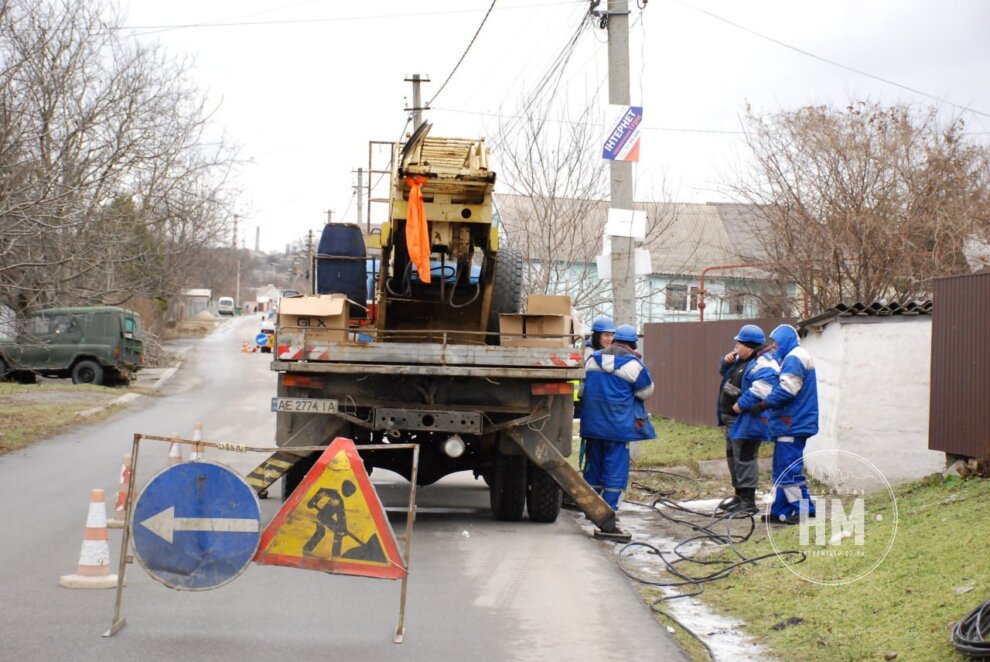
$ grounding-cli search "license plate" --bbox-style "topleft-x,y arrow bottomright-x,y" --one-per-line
270,397 -> 338,414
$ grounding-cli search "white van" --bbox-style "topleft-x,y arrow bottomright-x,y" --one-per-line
218,296 -> 235,316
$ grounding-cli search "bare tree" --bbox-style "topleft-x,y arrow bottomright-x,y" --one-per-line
734,100 -> 990,314
0,0 -> 238,319
492,100 -> 679,322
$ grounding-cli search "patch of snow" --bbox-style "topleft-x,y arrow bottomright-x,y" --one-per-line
571,500 -> 775,662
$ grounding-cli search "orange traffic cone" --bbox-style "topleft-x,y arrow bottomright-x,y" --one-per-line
167,432 -> 183,466
189,422 -> 205,461
107,455 -> 131,529
59,489 -> 118,589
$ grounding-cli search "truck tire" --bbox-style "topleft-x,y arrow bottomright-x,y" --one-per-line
490,451 -> 527,521
72,360 -> 104,385
486,247 -> 524,345
526,463 -> 562,523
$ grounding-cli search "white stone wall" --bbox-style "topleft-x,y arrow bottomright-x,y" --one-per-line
802,318 -> 943,492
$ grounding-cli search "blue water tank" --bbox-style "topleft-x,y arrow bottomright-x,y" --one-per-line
316,223 -> 367,319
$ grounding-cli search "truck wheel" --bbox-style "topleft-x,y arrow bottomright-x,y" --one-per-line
72,360 -> 104,385
486,247 -> 524,345
526,463 -> 562,523
490,451 -> 526,521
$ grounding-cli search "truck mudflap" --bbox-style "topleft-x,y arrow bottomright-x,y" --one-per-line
502,428 -> 618,534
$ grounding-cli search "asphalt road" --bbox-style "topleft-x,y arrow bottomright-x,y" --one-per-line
0,316 -> 686,661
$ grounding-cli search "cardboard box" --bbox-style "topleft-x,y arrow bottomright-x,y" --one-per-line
526,294 -> 571,316
499,313 -> 574,348
276,294 -> 349,356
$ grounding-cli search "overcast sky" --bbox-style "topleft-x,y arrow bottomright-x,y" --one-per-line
119,0 -> 990,252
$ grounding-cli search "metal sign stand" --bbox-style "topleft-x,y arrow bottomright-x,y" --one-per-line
103,433 -> 420,643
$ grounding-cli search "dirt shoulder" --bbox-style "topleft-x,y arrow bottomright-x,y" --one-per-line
0,383 -> 134,454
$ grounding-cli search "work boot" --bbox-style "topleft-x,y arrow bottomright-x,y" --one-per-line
728,488 -> 757,516
716,491 -> 741,513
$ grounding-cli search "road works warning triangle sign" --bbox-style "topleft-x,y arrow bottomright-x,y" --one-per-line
254,438 -> 406,580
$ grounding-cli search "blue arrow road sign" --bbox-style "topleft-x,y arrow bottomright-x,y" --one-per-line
132,461 -> 261,591
256,333 -> 270,347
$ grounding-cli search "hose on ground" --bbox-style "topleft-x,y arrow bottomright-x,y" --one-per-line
951,598 -> 990,658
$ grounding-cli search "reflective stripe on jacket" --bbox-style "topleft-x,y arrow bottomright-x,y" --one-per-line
728,351 -> 778,441
579,345 -> 656,443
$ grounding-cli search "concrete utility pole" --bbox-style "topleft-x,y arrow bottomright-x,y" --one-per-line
232,215 -> 239,250
354,167 -> 364,228
325,209 -> 333,225
404,74 -> 430,130
255,227 -> 260,252
606,0 -> 637,328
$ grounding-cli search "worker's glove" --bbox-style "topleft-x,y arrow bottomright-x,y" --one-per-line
749,401 -> 768,416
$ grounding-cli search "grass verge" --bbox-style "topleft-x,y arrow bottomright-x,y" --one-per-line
0,383 -> 126,454
696,474 -> 990,661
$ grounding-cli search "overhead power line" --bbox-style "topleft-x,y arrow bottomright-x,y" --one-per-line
429,0 -> 498,106
113,1 -> 575,33
674,0 -> 990,120
432,105 -> 745,134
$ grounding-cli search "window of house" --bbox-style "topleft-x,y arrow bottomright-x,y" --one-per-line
725,291 -> 748,316
665,284 -> 701,312
665,284 -> 687,311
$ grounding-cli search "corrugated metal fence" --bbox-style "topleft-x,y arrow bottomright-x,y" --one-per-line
929,272 -> 990,457
642,318 -> 791,427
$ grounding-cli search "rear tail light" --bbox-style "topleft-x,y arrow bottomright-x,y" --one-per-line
531,382 -> 574,396
282,374 -> 326,389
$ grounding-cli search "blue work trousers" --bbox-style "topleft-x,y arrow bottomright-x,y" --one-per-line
770,437 -> 816,519
582,438 -> 630,510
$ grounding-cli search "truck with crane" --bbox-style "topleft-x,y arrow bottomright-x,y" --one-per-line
261,123 -> 620,532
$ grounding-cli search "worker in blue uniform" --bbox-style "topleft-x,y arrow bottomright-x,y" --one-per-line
580,324 -> 656,511
572,316 -> 615,498
750,324 -> 819,524
717,324 -> 778,515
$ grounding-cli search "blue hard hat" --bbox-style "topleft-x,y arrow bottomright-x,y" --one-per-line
614,324 -> 638,343
734,324 -> 765,345
592,316 -> 616,333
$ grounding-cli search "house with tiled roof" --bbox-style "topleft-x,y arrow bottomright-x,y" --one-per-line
494,193 -> 794,326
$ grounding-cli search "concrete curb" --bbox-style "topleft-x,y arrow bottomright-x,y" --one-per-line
77,392 -> 142,418
75,359 -> 183,417
152,365 -> 180,391
697,457 -> 772,479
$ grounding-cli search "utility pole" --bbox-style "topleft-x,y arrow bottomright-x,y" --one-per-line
255,227 -> 260,252
232,215 -> 239,250
404,74 -> 430,130
606,0 -> 637,328
354,167 -> 364,228
325,209 -> 333,225
307,229 -> 314,293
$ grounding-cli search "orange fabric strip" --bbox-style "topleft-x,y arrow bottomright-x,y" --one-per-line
405,176 -> 431,284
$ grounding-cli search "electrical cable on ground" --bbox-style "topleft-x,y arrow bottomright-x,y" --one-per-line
613,469 -> 807,660
951,597 -> 990,658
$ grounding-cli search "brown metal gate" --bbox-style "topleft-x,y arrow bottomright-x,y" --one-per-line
929,272 -> 990,457
642,318 -> 791,427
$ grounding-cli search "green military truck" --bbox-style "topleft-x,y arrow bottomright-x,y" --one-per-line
0,306 -> 144,386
